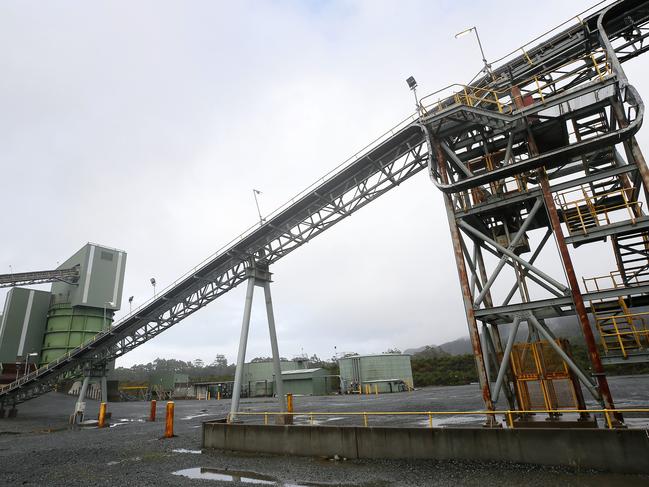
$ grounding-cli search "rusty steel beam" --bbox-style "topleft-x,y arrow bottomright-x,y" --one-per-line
432,138 -> 496,417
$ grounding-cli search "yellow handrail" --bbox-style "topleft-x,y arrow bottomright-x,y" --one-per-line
228,408 -> 649,429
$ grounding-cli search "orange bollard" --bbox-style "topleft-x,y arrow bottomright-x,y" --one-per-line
98,402 -> 107,428
286,393 -> 293,413
149,400 -> 157,422
164,401 -> 175,438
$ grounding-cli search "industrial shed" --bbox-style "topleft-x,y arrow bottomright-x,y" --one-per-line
281,368 -> 337,396
338,353 -> 413,393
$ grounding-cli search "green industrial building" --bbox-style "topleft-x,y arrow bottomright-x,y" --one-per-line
241,359 -> 308,397
338,353 -> 413,393
281,368 -> 338,396
0,288 -> 51,364
0,243 -> 127,370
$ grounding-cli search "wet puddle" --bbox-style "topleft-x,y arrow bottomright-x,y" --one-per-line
172,467 -> 356,486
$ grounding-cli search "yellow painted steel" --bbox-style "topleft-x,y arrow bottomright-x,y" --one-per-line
286,394 -> 293,413
217,391 -> 221,401
232,408 -> 649,430
98,402 -> 107,428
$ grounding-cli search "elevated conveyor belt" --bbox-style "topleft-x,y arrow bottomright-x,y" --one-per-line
1,0 -> 648,406
0,266 -> 80,288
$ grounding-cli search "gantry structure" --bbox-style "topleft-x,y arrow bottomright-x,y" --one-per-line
1,0 -> 648,422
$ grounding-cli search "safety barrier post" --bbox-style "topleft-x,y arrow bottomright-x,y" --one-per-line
208,391 -> 211,400
428,413 -> 433,428
604,409 -> 613,429
98,402 -> 107,428
149,400 -> 156,422
506,411 -> 514,429
164,401 -> 175,438
374,384 -> 378,395
217,391 -> 221,401
363,412 -> 368,427
357,384 -> 362,395
264,413 -> 268,425
286,394 -> 293,414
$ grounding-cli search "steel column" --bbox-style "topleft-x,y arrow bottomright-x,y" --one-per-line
432,139 -> 495,414
229,277 -> 256,422
262,281 -> 286,412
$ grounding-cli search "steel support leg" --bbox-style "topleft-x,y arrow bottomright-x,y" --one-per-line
538,172 -> 619,419
71,376 -> 90,424
263,281 -> 286,411
492,316 -> 521,403
431,139 -> 496,418
229,277 -> 256,422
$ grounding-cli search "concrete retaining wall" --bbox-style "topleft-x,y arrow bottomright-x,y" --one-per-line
202,422 -> 649,474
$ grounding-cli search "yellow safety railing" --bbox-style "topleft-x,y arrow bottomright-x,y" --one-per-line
583,270 -> 649,292
591,307 -> 649,358
229,408 -> 649,430
554,186 -> 641,235
419,50 -> 612,119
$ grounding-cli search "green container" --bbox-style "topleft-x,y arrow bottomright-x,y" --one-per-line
40,304 -> 113,365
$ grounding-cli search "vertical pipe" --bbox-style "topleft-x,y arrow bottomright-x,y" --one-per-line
432,139 -> 495,413
164,401 -> 174,438
229,277 -> 256,422
263,281 -> 286,412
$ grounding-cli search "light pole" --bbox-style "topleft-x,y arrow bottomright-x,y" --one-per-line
150,278 -> 157,297
128,296 -> 134,313
455,26 -> 492,76
406,76 -> 420,115
103,301 -> 115,331
252,189 -> 265,226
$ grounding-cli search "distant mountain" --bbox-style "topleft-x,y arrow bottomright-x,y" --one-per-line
409,316 -> 592,357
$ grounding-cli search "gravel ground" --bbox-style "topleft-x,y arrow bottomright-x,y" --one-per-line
0,377 -> 647,486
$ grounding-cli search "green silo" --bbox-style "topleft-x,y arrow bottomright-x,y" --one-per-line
40,243 -> 126,365
40,304 -> 113,364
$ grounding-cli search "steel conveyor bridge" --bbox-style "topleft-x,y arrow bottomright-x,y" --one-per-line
1,0 -> 649,408
0,266 -> 80,289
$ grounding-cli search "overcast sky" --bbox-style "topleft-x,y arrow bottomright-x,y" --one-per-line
2,0 -> 648,368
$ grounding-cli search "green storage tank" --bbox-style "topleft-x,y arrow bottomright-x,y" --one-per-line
40,304 -> 113,365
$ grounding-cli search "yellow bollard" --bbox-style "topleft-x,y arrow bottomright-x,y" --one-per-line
164,401 -> 175,438
374,384 -> 379,395
357,384 -> 362,395
217,391 -> 221,401
365,384 -> 371,395
208,391 -> 211,400
363,412 -> 368,427
149,400 -> 157,422
98,402 -> 107,428
286,394 -> 293,413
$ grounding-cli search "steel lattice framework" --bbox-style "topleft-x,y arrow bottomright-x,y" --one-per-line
1,0 -> 648,412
